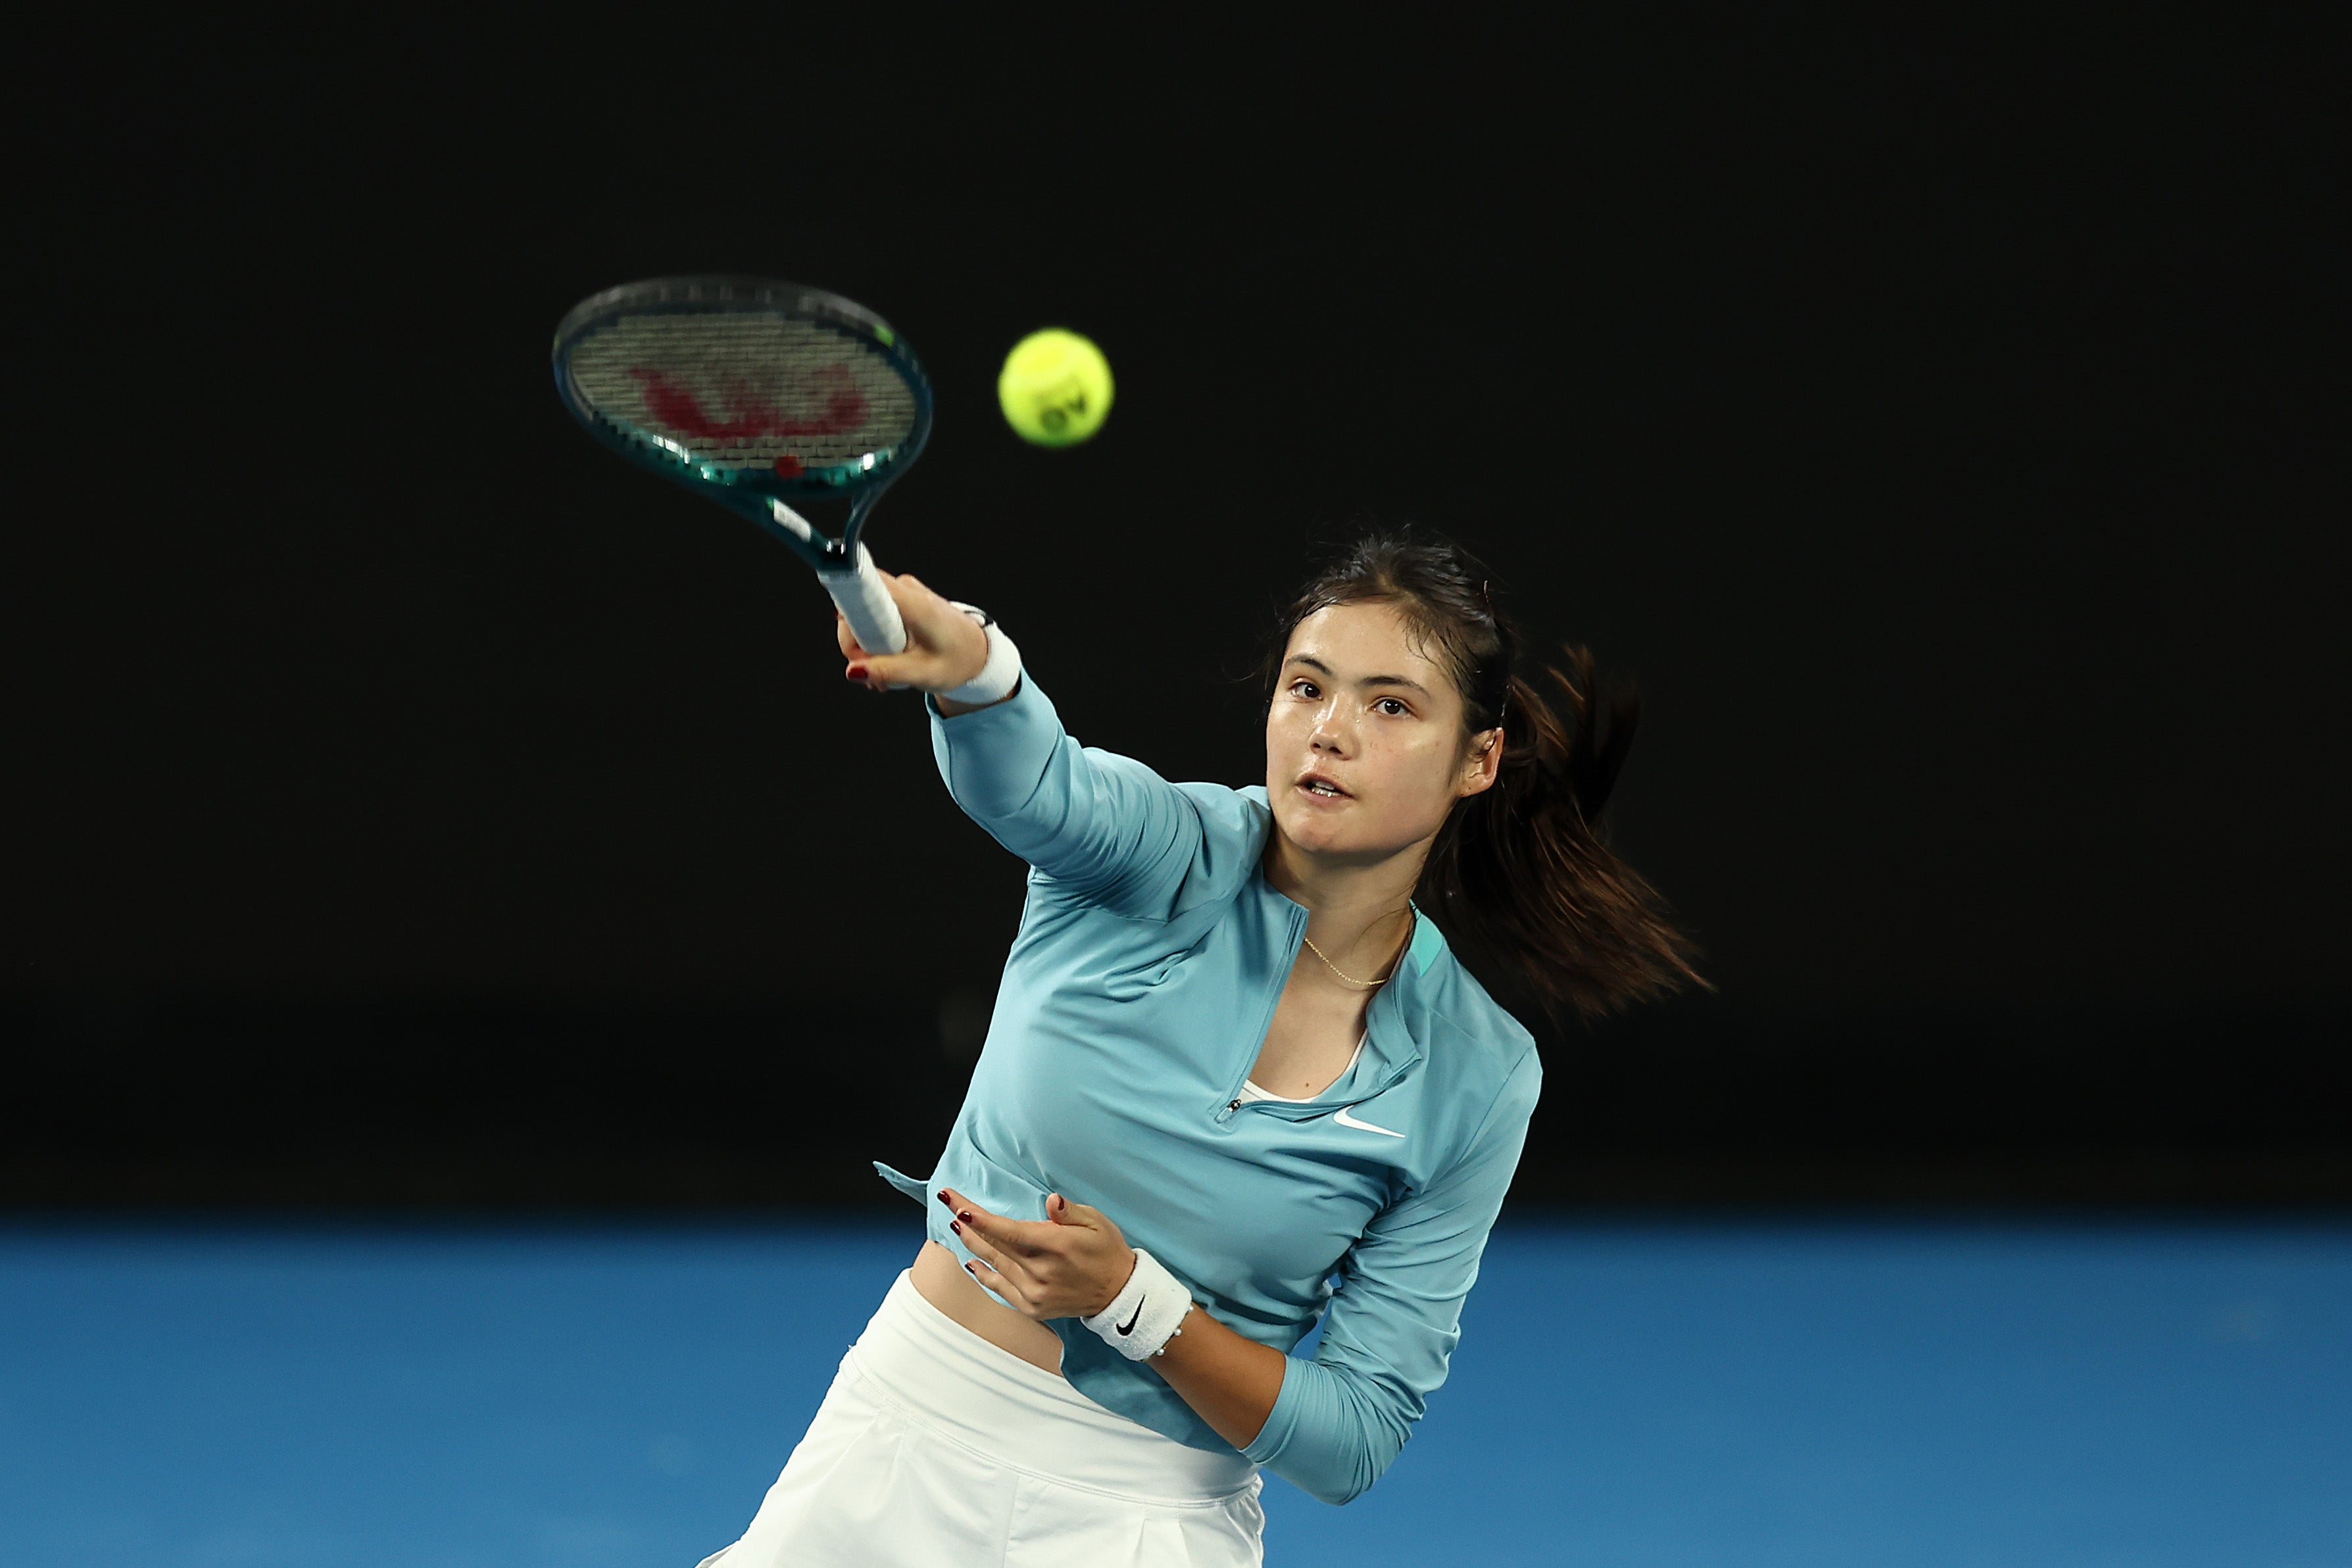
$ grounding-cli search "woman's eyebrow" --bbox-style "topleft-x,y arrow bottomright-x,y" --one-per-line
1286,654 -> 1431,697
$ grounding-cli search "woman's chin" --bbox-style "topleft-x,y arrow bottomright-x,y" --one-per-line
1275,802 -> 1369,858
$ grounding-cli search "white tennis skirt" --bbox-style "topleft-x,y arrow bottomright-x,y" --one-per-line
697,1269 -> 1265,1567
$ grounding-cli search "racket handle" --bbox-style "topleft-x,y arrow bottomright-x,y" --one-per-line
817,541 -> 908,656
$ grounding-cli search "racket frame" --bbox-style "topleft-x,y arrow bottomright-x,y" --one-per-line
551,274 -> 933,589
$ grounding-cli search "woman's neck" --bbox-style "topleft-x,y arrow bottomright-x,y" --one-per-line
1262,829 -> 1425,974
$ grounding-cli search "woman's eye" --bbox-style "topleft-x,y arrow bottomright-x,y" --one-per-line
1375,698 -> 1409,717
1290,679 -> 1319,698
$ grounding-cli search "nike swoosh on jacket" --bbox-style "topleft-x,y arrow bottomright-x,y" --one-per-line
1333,1107 -> 1407,1138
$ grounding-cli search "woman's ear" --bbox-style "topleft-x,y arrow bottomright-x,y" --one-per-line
1459,729 -> 1504,798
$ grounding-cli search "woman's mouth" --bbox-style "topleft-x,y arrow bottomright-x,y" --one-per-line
1296,773 -> 1350,800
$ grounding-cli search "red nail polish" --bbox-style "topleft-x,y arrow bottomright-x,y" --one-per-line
846,665 -> 868,681
949,1220 -> 962,1235
935,1190 -> 953,1208
957,1210 -> 974,1225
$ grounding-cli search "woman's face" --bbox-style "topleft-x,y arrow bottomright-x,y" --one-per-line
1265,600 -> 1500,865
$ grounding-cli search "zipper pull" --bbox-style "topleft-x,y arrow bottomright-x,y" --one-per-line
1227,1098 -> 1242,1113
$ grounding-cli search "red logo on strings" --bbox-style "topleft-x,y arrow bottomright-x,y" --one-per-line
629,364 -> 868,443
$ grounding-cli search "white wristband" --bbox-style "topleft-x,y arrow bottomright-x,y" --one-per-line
939,610 -> 1021,707
1081,1248 -> 1195,1361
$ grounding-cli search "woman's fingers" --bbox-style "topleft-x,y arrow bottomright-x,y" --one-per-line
1046,1194 -> 1110,1231
831,573 -> 989,695
953,1215 -> 1033,1286
952,1208 -> 1048,1319
965,1256 -> 1034,1313
941,1189 -> 1042,1286
943,1185 -> 1139,1321
942,1188 -> 1050,1259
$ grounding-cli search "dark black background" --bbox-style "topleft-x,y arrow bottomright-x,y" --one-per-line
7,16 -> 2345,1206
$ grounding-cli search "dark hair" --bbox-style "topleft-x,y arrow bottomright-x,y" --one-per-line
1268,529 -> 1704,1022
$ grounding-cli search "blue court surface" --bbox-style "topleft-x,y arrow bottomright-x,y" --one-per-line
3,1217 -> 2347,1567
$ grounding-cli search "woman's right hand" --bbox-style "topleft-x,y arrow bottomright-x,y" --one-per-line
836,572 -> 992,697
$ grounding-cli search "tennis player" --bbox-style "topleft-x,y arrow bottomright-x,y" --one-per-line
702,532 -> 1698,1567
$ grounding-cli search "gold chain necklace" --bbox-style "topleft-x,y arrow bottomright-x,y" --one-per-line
1301,933 -> 1396,990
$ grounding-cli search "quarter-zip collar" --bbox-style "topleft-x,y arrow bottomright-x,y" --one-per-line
1216,873 -> 1440,1125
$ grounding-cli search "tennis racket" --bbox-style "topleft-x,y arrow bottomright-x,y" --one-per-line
551,276 -> 933,655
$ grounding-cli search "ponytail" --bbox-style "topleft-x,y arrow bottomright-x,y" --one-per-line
1270,531 -> 1703,1022
1421,647 -> 1703,1020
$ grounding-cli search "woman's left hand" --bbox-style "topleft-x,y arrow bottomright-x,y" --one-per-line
939,1187 -> 1137,1321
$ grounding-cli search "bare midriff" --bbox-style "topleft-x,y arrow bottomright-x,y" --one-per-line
910,1240 -> 1066,1375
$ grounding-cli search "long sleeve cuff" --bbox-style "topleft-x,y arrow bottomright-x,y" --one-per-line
1239,1354 -> 1411,1506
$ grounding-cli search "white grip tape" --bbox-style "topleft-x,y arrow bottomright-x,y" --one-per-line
1080,1248 -> 1195,1361
816,542 -> 907,656
940,611 -> 1023,707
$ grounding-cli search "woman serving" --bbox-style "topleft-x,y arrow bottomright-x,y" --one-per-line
706,532 -> 1699,1567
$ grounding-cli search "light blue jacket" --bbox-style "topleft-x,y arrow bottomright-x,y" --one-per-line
875,676 -> 1540,1506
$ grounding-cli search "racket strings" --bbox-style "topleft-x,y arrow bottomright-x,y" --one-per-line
566,315 -> 920,474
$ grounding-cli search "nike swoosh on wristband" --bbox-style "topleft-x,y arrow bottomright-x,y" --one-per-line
1117,1300 -> 1145,1335
1335,1107 -> 1406,1138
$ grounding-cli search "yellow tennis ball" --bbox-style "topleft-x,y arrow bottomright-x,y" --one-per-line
998,329 -> 1114,447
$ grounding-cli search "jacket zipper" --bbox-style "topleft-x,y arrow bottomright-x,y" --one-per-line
1218,900 -> 1308,1123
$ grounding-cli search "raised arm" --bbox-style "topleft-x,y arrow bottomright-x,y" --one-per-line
836,572 -> 1212,912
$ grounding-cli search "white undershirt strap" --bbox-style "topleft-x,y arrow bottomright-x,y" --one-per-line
1237,1033 -> 1367,1104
